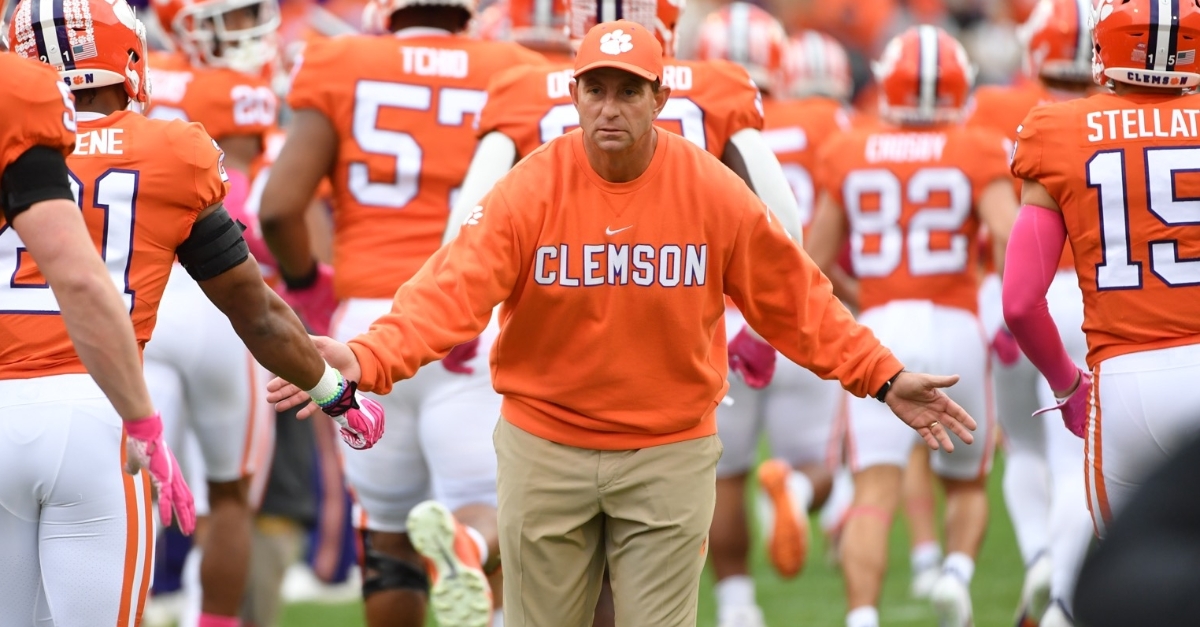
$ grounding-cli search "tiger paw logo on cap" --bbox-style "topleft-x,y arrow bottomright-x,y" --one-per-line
600,29 -> 634,55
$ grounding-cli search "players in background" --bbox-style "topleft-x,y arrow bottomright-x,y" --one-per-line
1005,3 -> 1200,627
806,26 -> 1017,627
689,8 -> 853,626
140,1 -> 285,624
0,48 -> 193,627
471,0 -> 572,62
968,0 -> 1095,624
6,0 -> 382,625
449,0 -> 803,250
258,0 -> 545,624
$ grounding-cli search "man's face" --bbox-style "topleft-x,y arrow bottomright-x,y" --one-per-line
570,67 -> 670,153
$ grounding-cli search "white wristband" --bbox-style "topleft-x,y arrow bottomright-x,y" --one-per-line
306,362 -> 343,406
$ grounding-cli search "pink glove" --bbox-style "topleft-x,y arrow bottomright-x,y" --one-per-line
276,263 -> 337,336
318,380 -> 386,450
991,328 -> 1022,367
728,326 -> 777,390
442,337 -> 480,375
1033,368 -> 1092,439
124,414 -> 196,535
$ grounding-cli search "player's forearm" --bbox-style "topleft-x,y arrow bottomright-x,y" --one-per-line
59,281 -> 156,420
260,214 -> 318,281
726,129 -> 804,245
445,132 -> 518,245
1002,204 -> 1077,392
233,291 -> 325,388
199,260 -> 325,389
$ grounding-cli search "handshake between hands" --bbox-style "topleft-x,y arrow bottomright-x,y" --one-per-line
267,335 -> 385,450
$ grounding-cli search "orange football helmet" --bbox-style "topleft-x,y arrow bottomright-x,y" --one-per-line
473,0 -> 569,50
568,0 -> 682,56
9,0 -> 150,103
785,30 -> 853,101
1091,0 -> 1200,88
152,0 -> 280,73
872,25 -> 975,124
693,2 -> 788,94
364,0 -> 478,34
1017,0 -> 1092,82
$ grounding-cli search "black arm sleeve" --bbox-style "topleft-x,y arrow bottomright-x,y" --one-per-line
1,146 -> 75,223
176,205 -> 251,281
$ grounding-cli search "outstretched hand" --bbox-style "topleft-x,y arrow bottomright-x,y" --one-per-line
267,335 -> 361,419
885,372 -> 977,452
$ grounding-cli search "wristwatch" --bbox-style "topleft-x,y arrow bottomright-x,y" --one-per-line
874,370 -> 905,403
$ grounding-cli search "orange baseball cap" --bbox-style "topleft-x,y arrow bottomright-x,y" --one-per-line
573,19 -> 664,83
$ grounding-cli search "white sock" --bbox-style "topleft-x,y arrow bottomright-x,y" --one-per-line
820,467 -> 855,533
911,541 -> 942,574
714,575 -> 756,612
492,608 -> 504,627
846,606 -> 879,627
465,525 -> 489,566
180,547 -> 203,627
787,470 -> 815,515
942,552 -> 976,584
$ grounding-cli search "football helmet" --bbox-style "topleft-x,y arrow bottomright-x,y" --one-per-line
568,0 -> 682,56
873,25 -> 976,124
1018,0 -> 1092,82
785,30 -> 853,101
363,0 -> 478,34
152,0 -> 280,73
1091,0 -> 1200,88
9,0 -> 150,103
473,0 -> 569,50
693,3 -> 788,94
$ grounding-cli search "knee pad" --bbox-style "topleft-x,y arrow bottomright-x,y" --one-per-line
360,534 -> 429,598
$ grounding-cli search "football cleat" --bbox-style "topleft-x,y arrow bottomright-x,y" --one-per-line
1039,600 -> 1076,627
930,571 -> 975,627
757,459 -> 809,578
911,565 -> 941,599
407,500 -> 492,627
1014,553 -> 1052,625
717,604 -> 766,627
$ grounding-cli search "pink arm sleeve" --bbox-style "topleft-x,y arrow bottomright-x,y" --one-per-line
1002,204 -> 1078,392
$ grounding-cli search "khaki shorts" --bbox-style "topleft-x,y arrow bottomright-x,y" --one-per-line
495,419 -> 722,627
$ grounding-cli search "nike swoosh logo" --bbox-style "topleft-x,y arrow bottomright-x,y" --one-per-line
606,225 -> 633,236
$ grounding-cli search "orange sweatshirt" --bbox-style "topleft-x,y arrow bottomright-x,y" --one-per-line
349,129 -> 904,450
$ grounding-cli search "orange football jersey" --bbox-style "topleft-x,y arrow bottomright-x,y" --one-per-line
476,58 -> 764,160
968,81 -> 1077,272
0,55 -> 76,175
0,111 -> 227,379
288,32 -> 547,299
760,96 -> 851,235
144,51 -> 278,142
1012,92 -> 1200,368
817,123 -> 1011,314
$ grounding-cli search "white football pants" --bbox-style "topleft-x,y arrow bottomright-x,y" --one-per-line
333,298 -> 502,532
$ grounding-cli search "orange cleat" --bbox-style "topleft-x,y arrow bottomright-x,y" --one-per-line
757,459 -> 809,578
406,500 -> 493,627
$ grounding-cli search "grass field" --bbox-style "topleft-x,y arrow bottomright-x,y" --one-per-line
277,454 -> 1026,627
